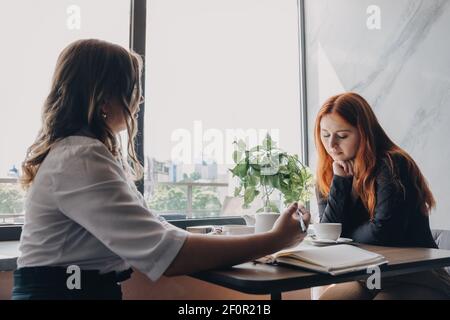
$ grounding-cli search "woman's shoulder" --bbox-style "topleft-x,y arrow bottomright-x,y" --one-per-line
377,153 -> 409,172
47,135 -> 118,170
375,153 -> 410,187
52,135 -> 108,154
41,135 -> 126,186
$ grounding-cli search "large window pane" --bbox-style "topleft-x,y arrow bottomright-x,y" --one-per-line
145,0 -> 302,218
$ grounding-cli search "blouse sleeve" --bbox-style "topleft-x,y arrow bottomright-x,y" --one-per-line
51,141 -> 189,281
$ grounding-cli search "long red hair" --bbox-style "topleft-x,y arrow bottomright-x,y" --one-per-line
314,92 -> 435,219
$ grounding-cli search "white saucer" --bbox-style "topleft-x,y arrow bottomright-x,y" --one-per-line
306,236 -> 353,246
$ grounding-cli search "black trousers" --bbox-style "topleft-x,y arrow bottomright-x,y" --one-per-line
12,266 -> 133,300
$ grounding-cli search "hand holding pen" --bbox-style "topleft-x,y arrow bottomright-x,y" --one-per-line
297,204 -> 310,233
271,202 -> 311,248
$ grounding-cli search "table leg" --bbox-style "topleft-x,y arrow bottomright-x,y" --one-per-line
271,292 -> 282,300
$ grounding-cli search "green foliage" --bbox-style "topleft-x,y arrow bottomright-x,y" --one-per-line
192,188 -> 221,211
229,134 -> 314,213
0,184 -> 25,214
148,185 -> 188,211
148,171 -> 222,216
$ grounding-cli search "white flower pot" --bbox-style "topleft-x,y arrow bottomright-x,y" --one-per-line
255,212 -> 280,233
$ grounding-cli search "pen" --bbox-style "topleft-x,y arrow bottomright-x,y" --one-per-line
297,207 -> 307,233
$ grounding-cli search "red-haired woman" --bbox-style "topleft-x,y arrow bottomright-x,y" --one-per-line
312,92 -> 450,299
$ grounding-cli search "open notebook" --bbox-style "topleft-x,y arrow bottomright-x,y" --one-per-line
266,244 -> 388,276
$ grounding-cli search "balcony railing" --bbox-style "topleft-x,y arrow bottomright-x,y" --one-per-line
0,214 -> 24,224
151,181 -> 229,218
0,178 -> 231,221
0,178 -> 18,183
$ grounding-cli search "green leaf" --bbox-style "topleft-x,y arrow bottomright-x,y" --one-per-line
234,186 -> 242,197
230,163 -> 248,177
269,175 -> 281,189
261,162 -> 279,175
268,201 -> 280,213
248,166 -> 261,178
232,150 -> 243,163
244,187 -> 259,206
247,175 -> 259,187
278,166 -> 289,175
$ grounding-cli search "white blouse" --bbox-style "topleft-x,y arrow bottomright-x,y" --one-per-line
17,134 -> 188,282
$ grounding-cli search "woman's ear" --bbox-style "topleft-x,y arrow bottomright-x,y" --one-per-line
100,100 -> 110,119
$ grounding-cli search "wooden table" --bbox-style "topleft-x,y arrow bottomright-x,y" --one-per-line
191,244 -> 450,300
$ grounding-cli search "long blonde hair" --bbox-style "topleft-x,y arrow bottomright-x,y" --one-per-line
21,39 -> 144,189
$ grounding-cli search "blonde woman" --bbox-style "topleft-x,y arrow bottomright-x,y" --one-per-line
13,39 -> 309,300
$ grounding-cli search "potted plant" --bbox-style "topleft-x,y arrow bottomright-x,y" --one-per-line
229,134 -> 314,233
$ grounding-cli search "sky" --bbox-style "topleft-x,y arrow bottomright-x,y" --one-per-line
145,0 -> 302,177
0,0 -> 130,178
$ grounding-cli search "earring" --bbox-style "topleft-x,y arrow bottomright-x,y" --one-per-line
102,112 -> 107,119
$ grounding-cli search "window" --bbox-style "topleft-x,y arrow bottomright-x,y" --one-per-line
0,0 -> 130,223
145,0 -> 303,219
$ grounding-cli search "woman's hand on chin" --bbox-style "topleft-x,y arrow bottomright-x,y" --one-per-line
333,159 -> 354,177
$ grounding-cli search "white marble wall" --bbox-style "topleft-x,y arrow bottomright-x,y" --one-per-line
305,0 -> 450,229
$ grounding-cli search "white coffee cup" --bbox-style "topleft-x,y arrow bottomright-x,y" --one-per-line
313,223 -> 342,241
222,224 -> 255,235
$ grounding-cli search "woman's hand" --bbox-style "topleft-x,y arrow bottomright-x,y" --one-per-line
270,202 -> 311,248
333,160 -> 354,177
